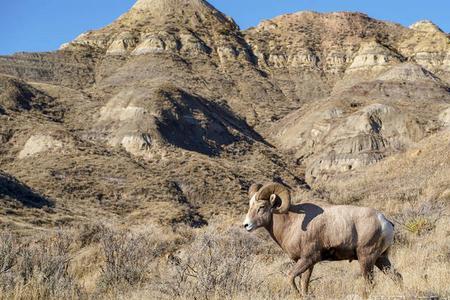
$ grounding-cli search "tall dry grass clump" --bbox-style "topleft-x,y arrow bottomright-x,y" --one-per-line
0,231 -> 84,300
153,225 -> 295,300
95,226 -> 171,295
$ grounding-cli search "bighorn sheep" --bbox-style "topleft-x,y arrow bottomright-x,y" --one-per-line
243,182 -> 402,296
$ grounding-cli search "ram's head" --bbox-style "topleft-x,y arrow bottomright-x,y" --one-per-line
243,182 -> 291,232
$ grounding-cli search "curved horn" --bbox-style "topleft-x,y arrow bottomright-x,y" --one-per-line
257,182 -> 291,214
248,183 -> 263,199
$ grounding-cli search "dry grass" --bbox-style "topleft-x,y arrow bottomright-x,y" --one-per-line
0,230 -> 85,300
0,207 -> 449,300
151,226 -> 292,300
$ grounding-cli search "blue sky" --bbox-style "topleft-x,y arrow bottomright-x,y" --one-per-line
1,0 -> 449,55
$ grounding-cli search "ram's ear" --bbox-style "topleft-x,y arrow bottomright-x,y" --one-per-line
248,183 -> 262,199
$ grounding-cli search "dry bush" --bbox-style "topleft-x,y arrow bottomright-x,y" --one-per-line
77,222 -> 109,247
393,202 -> 446,237
0,232 -> 20,292
153,225 -> 295,300
0,230 -> 86,300
0,222 -> 182,300
95,227 -> 167,292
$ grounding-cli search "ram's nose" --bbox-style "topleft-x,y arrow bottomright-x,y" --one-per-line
243,223 -> 255,232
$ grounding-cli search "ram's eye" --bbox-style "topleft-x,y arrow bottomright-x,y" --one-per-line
258,206 -> 265,213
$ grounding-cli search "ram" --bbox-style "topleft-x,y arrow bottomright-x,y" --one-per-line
243,182 -> 402,296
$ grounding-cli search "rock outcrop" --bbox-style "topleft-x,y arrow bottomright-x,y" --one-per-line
18,134 -> 64,159
93,85 -> 262,157
346,41 -> 402,72
410,20 -> 444,33
269,57 -> 450,183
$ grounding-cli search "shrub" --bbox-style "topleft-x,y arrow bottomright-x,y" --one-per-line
394,202 -> 446,236
157,226 -> 281,300
0,232 -> 19,292
96,228 -> 166,291
77,222 -> 108,247
0,230 -> 85,300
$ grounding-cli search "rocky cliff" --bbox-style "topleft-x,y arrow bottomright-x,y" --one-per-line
1,0 -> 449,230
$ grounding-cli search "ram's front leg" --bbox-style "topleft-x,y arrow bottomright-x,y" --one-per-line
301,266 -> 314,296
288,258 -> 317,297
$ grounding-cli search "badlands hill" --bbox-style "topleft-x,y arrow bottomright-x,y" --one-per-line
0,0 -> 449,231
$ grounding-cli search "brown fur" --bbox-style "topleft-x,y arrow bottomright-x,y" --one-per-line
243,183 -> 402,297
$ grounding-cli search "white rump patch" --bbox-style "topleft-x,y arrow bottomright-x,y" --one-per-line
377,213 -> 394,253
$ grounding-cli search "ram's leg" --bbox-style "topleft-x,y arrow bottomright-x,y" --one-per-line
288,258 -> 317,296
375,255 -> 403,285
300,266 -> 314,296
358,256 -> 376,299
360,261 -> 375,284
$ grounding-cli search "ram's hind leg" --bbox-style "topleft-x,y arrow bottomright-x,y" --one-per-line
358,255 -> 376,299
375,255 -> 403,285
359,256 -> 375,284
